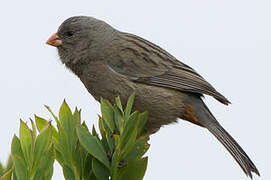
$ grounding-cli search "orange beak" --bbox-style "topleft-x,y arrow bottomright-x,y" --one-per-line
46,33 -> 62,47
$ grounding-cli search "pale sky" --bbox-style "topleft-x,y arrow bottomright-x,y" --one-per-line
0,0 -> 270,179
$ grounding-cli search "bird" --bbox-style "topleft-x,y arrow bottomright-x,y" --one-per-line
46,16 -> 260,178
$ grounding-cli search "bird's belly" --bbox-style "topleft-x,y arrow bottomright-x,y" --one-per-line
80,64 -> 188,133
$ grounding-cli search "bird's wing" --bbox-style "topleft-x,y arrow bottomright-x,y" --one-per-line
107,33 -> 230,105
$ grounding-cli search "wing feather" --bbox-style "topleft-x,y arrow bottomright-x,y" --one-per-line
107,32 -> 230,105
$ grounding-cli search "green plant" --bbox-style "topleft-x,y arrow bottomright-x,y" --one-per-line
0,93 -> 150,180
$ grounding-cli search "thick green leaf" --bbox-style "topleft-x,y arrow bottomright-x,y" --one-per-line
120,128 -> 137,159
73,107 -> 81,126
98,117 -> 110,153
73,141 -> 88,178
106,132 -> 114,153
11,135 -> 28,180
113,107 -> 123,134
0,155 -> 14,179
35,115 -> 58,144
124,92 -> 135,120
137,111 -> 148,136
32,124 -> 52,173
89,171 -> 98,180
45,166 -> 54,180
98,116 -> 105,139
13,172 -> 18,180
124,138 -> 150,162
1,166 -> 13,180
38,145 -> 55,178
76,127 -> 110,168
111,147 -> 120,180
55,148 -> 64,165
58,100 -> 79,164
83,154 -> 93,179
92,125 -> 99,138
115,96 -> 123,113
119,112 -> 138,151
81,121 -> 89,132
118,157 -> 148,180
5,155 -> 13,171
35,115 -> 48,132
92,158 -> 110,180
59,100 -> 73,130
101,98 -> 115,133
56,126 -> 71,165
19,120 -> 32,165
113,135 -> 120,147
30,118 -> 37,139
63,164 -> 75,180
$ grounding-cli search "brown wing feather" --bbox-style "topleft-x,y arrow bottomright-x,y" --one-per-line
107,32 -> 230,105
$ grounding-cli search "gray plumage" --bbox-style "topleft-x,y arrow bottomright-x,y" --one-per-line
49,16 -> 259,178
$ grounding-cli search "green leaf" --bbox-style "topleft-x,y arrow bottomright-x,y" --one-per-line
55,149 -> 64,166
1,155 -> 14,179
101,98 -> 115,133
35,115 -> 48,132
81,121 -> 89,132
118,157 -> 148,180
89,171 -> 98,180
45,166 -> 54,180
115,96 -> 123,113
39,145 -> 55,178
44,105 -> 59,124
92,158 -> 110,180
106,134 -> 115,154
92,125 -> 99,138
124,92 -> 135,120
120,127 -> 137,159
19,120 -> 32,167
113,107 -> 123,134
111,147 -> 120,180
98,117 -> 110,153
1,166 -> 13,180
63,164 -> 75,180
124,138 -> 150,162
5,155 -> 13,171
30,118 -> 37,139
56,126 -> 71,165
58,100 -> 79,162
11,135 -> 28,180
76,127 -> 110,168
59,100 -> 73,131
32,124 -> 52,173
73,107 -> 81,126
119,112 -> 139,151
98,116 -> 105,139
35,115 -> 58,145
83,154 -> 93,179
137,111 -> 148,136
73,141 -> 88,179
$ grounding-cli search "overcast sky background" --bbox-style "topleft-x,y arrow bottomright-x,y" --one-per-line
0,0 -> 270,179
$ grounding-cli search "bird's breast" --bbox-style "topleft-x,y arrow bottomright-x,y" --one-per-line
79,63 -> 136,103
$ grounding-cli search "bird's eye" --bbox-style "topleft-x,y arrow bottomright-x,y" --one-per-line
64,31 -> 74,37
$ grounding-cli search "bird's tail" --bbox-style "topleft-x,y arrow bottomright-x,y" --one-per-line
187,97 -> 260,178
206,117 -> 260,178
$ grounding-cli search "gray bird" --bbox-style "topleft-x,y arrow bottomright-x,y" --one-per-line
47,16 -> 259,178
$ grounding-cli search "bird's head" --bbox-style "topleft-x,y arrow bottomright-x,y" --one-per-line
47,16 -> 116,65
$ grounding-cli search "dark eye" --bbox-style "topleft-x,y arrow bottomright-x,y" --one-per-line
64,31 -> 74,37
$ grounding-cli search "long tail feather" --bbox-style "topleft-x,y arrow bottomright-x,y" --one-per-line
206,120 -> 260,178
185,96 -> 260,178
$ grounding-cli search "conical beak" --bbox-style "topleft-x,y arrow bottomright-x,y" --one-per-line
46,33 -> 62,47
